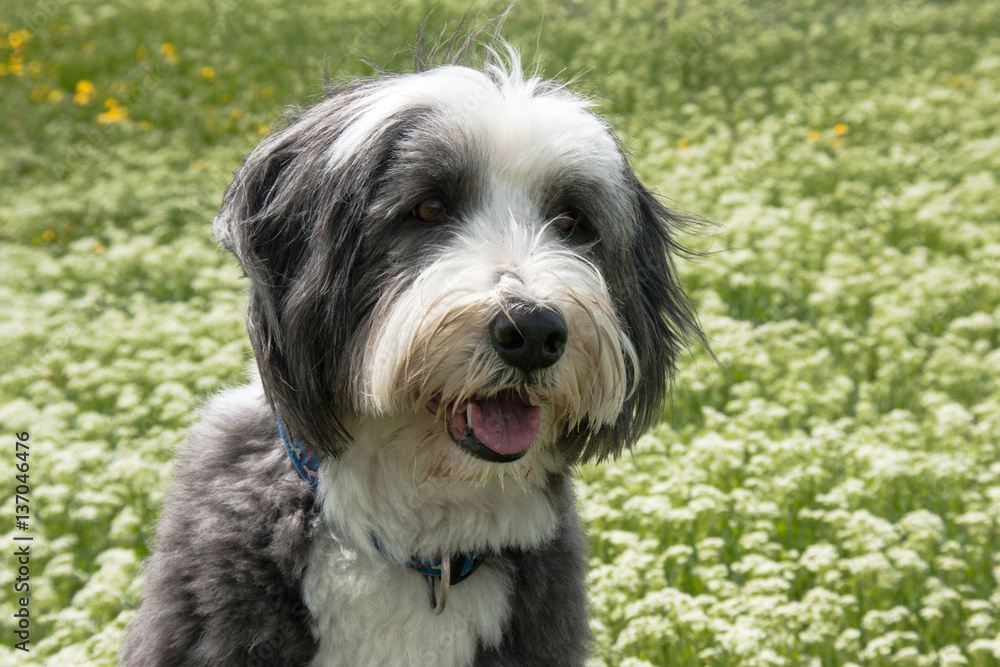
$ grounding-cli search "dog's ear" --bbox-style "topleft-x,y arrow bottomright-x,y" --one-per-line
214,138 -> 306,309
214,94 -> 428,457
212,110 -> 373,457
579,169 -> 707,462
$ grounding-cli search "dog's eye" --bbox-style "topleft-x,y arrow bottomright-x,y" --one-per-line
552,211 -> 576,235
413,197 -> 447,223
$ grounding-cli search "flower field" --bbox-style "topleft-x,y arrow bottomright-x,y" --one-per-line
1,0 -> 998,664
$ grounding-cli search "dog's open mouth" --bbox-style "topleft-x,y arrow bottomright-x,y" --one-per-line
428,391 -> 541,463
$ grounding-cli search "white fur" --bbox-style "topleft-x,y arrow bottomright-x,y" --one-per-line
305,534 -> 510,667
323,57 -> 625,187
359,219 -> 637,434
304,415 -> 558,666
313,414 -> 561,575
304,535 -> 510,667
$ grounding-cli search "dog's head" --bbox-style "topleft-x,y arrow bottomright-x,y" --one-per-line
214,50 -> 703,482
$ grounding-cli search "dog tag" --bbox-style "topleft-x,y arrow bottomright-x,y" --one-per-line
425,551 -> 450,614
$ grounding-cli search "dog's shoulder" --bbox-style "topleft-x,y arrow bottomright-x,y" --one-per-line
121,382 -> 320,666
472,475 -> 593,666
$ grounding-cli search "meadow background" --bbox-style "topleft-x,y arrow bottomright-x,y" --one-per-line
1,0 -> 999,664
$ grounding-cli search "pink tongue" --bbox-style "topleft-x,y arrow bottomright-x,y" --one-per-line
450,394 -> 541,455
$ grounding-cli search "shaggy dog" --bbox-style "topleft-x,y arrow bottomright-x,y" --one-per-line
121,38 -> 704,667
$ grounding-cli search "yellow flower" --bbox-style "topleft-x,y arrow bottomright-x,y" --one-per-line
8,29 -> 31,50
834,123 -> 849,136
948,75 -> 963,87
256,124 -> 269,136
92,242 -> 106,253
138,121 -> 152,131
201,66 -> 216,82
73,80 -> 97,105
0,64 -> 7,76
161,42 -> 178,64
28,60 -> 42,76
807,130 -> 820,142
230,108 -> 243,119
677,137 -> 689,149
97,98 -> 128,124
832,138 -> 845,149
41,229 -> 56,242
29,84 -> 48,102
260,87 -> 273,98
48,89 -> 65,103
8,55 -> 24,76
136,46 -> 149,60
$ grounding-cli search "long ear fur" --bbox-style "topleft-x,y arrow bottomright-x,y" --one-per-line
576,169 -> 708,462
213,90 -> 419,456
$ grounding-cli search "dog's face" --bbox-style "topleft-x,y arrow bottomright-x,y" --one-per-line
214,58 -> 702,483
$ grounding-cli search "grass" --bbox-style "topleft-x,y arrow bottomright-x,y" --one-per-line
1,0 -> 998,664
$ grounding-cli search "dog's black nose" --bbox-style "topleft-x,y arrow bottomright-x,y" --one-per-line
491,303 -> 568,372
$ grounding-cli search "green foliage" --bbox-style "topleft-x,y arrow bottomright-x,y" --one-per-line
1,0 -> 998,664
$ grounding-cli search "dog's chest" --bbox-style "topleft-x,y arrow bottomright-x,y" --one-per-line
304,533 -> 511,667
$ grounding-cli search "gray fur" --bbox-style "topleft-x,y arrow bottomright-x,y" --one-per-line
120,391 -> 319,666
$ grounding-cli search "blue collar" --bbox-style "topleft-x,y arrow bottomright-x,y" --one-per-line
274,409 -> 484,587
276,411 -> 321,490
